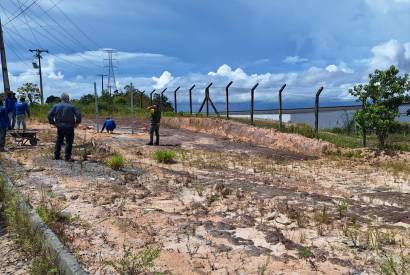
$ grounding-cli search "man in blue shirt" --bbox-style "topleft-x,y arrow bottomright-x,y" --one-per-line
101,117 -> 116,133
0,99 -> 10,152
5,92 -> 17,130
48,93 -> 81,161
14,96 -> 30,131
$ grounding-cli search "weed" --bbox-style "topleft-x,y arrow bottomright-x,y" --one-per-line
298,246 -> 313,259
337,198 -> 349,219
106,245 -> 161,274
154,150 -> 176,164
257,256 -> 270,275
194,184 -> 205,197
106,154 -> 126,170
379,251 -> 410,275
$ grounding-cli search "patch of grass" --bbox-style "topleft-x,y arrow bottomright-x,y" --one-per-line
379,252 -> 410,275
153,150 -> 176,164
106,154 -> 126,170
0,179 -> 59,274
297,246 -> 313,259
105,245 -> 161,274
377,160 -> 410,176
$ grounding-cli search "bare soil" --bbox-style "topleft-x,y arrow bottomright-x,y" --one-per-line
0,118 -> 409,274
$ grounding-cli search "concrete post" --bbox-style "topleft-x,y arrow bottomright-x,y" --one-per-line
226,81 -> 233,119
250,83 -> 259,124
173,86 -> 180,113
278,84 -> 287,130
315,86 -> 324,134
189,85 -> 195,116
150,89 -> 156,105
94,82 -> 99,132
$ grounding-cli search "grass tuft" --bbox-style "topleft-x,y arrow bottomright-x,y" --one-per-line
106,154 -> 126,170
154,150 -> 176,164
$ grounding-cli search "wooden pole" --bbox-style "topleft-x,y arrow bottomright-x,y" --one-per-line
0,17 -> 10,96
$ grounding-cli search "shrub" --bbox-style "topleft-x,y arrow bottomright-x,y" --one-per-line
106,154 -> 126,170
153,150 -> 176,164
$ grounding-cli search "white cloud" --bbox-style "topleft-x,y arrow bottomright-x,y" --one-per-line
152,71 -> 174,89
367,39 -> 410,71
283,56 -> 308,64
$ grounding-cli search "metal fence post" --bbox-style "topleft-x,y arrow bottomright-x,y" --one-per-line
94,82 -> 99,132
205,83 -> 213,117
315,86 -> 324,134
226,81 -> 233,119
250,83 -> 259,125
140,90 -> 145,109
278,84 -> 286,130
150,89 -> 155,106
161,88 -> 167,110
173,86 -> 180,113
362,98 -> 367,147
130,83 -> 135,134
189,85 -> 195,115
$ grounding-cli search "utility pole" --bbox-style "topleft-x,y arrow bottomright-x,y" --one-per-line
29,48 -> 49,104
0,17 -> 11,96
97,74 -> 107,94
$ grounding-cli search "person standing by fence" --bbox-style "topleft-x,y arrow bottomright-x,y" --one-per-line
146,104 -> 161,145
48,93 -> 82,162
0,99 -> 10,152
14,96 -> 30,131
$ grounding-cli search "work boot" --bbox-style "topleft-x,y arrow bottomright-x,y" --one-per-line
146,142 -> 153,146
65,158 -> 75,162
53,156 -> 61,160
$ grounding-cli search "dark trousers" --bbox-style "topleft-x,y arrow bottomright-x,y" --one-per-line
149,123 -> 160,145
0,128 -> 6,151
54,127 -> 74,160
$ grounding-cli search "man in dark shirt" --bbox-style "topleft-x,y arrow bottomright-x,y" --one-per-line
47,93 -> 81,161
146,104 -> 161,145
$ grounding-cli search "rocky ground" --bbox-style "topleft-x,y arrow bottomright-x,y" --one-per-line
0,119 -> 409,274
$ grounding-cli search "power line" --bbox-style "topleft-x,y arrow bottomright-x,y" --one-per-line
8,0 -> 102,68
3,0 -> 38,26
6,2 -> 102,70
48,0 -> 101,49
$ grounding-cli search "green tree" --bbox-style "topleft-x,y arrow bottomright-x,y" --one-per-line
17,83 -> 41,105
349,65 -> 410,148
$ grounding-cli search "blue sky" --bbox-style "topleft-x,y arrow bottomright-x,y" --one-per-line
1,0 -> 410,108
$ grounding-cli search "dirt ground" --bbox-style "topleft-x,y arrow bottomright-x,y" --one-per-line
0,119 -> 409,274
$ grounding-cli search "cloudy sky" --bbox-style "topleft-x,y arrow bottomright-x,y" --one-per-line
1,0 -> 409,109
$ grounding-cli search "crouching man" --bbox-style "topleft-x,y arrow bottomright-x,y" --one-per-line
0,99 -> 10,152
101,117 -> 116,133
48,93 -> 81,161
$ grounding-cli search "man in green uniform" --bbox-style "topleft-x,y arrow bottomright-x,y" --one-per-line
146,104 -> 161,145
